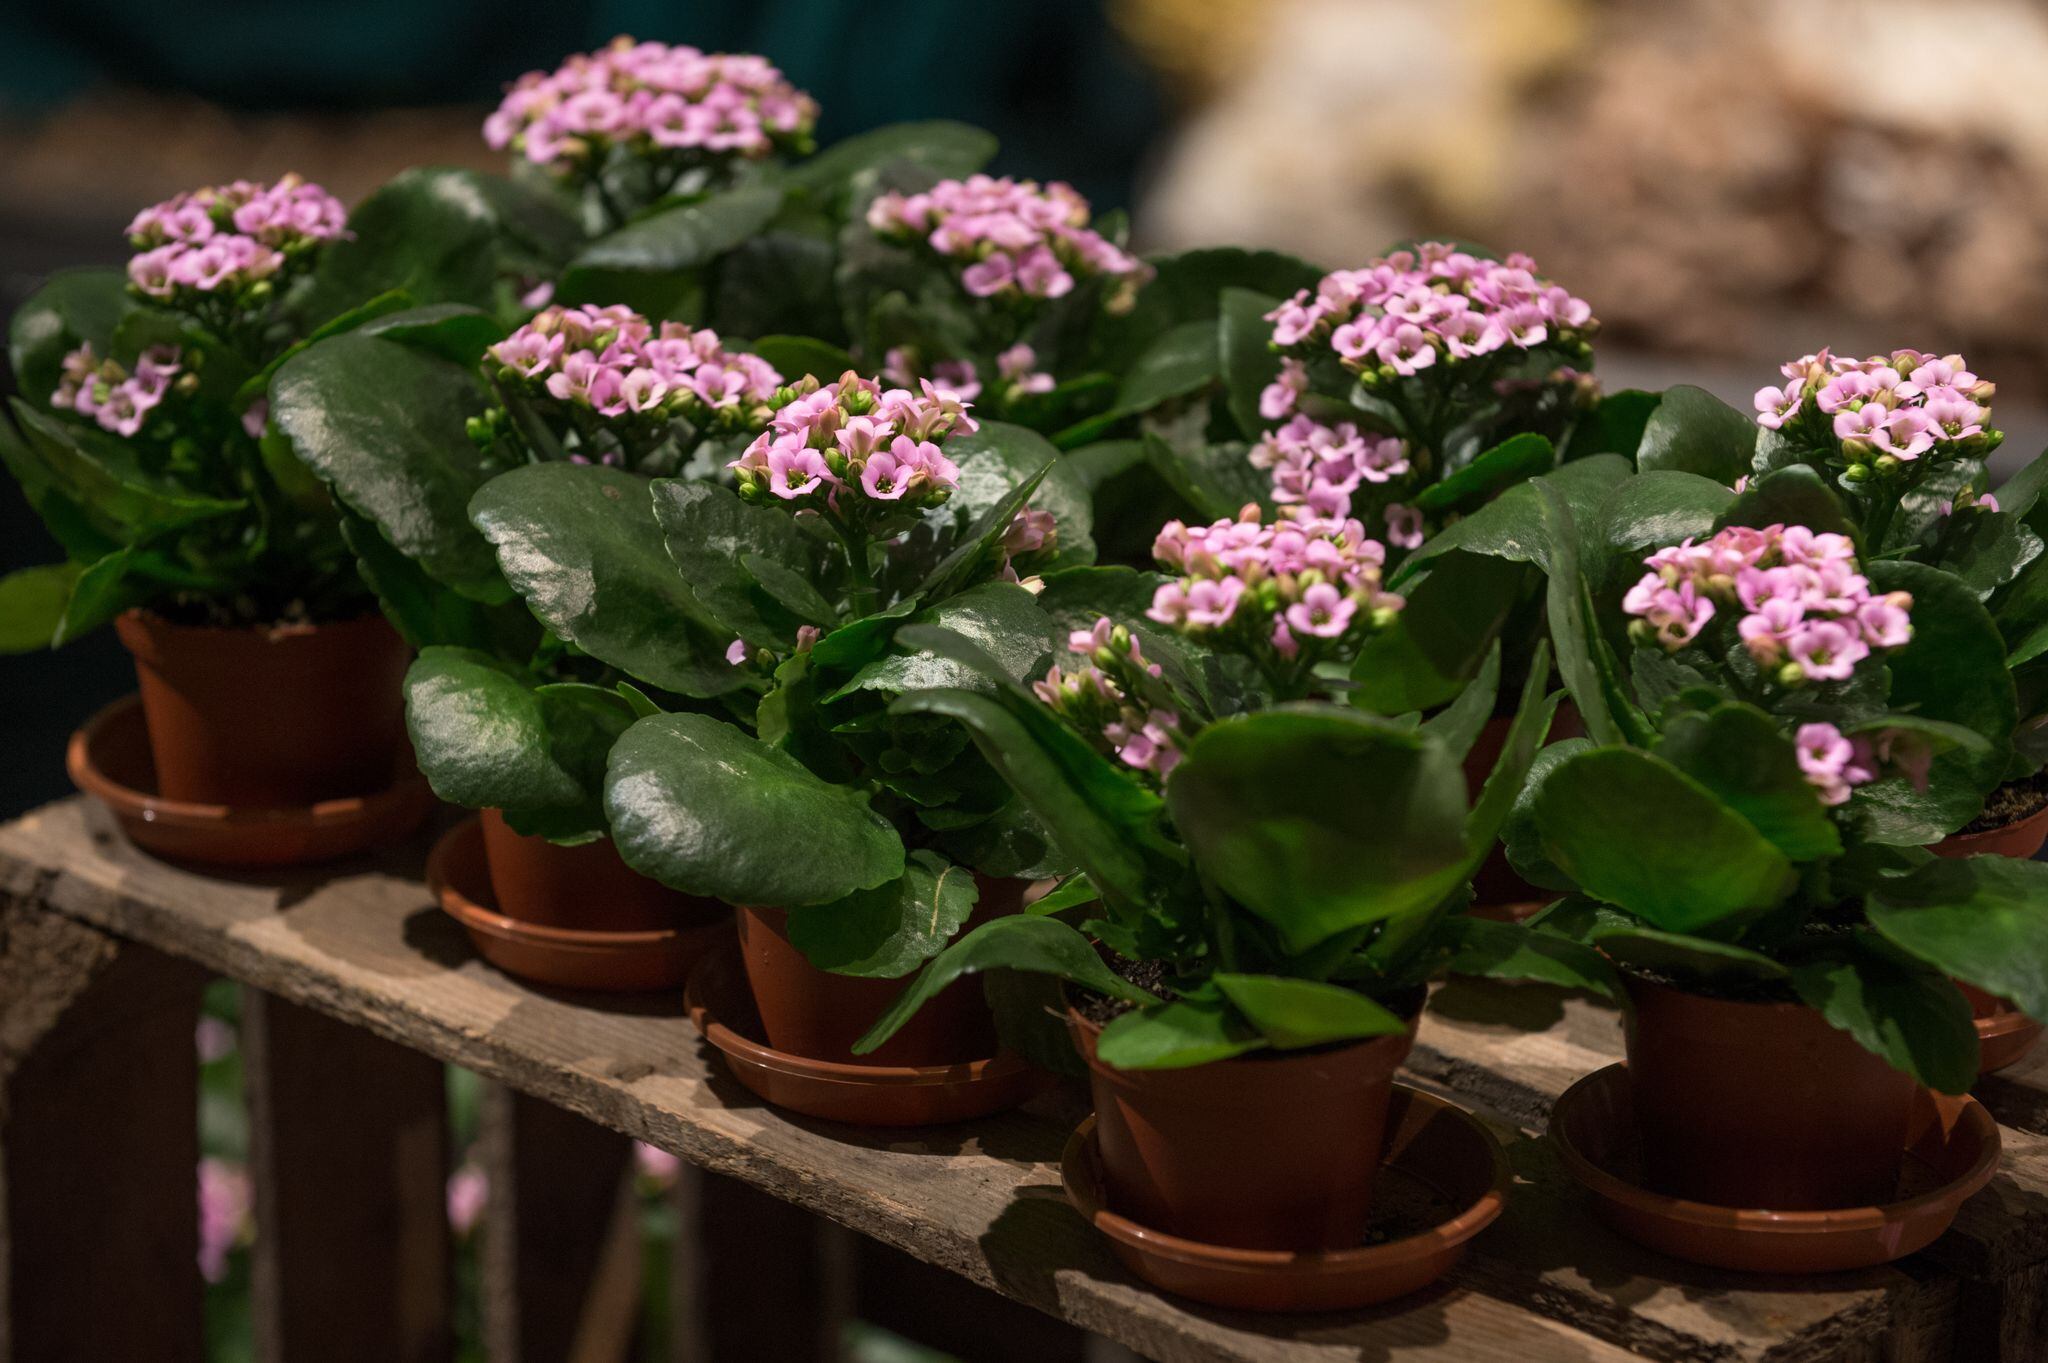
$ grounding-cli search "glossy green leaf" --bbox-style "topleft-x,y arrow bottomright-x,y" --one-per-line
605,711 -> 903,906
786,121 -> 997,198
1394,454 -> 1633,584
270,333 -> 503,600
1140,433 -> 1271,524
1218,286 -> 1282,439
0,563 -> 77,652
1635,385 -> 1755,486
1652,702 -> 1842,861
563,185 -> 784,296
650,478 -> 819,650
833,581 -> 1052,698
1211,973 -> 1408,1048
1533,478 -> 1629,746
358,303 -> 509,365
1432,914 -> 1620,999
1596,470 -> 1737,573
1866,856 -> 2048,1020
1715,464 -> 1857,538
852,914 -> 1147,1054
8,269 -> 132,406
1114,319 -> 1218,416
1465,640 -> 1560,857
1533,746 -> 1796,931
1419,639 -> 1502,763
1350,551 -> 1529,713
1166,707 -> 1472,953
1415,433 -> 1555,513
744,335 -> 857,384
1096,993 -> 1263,1070
403,647 -> 590,818
1789,939 -> 1979,1096
1501,737 -> 1591,892
340,512 -> 536,654
785,849 -> 981,979
52,548 -> 140,646
1563,388 -> 1659,461
10,401 -> 245,535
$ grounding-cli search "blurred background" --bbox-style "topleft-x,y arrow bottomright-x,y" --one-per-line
5,4 -> 2045,1358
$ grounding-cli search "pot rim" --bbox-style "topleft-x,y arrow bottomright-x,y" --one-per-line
430,817 -> 712,949
116,605 -> 393,644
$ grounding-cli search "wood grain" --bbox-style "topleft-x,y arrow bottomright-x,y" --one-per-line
0,896 -> 206,1363
8,797 -> 2041,1362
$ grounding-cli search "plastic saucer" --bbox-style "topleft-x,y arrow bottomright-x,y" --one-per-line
427,818 -> 729,992
684,938 -> 1043,1127
1960,983 -> 2045,1075
1550,1064 -> 2001,1273
1060,1085 -> 1510,1312
68,695 -> 433,868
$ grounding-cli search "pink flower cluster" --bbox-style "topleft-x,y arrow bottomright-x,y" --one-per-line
882,343 -> 1055,405
484,38 -> 817,174
1033,618 -> 1183,778
1249,414 -> 1410,517
1624,524 -> 1913,684
1754,349 -> 1996,465
1264,242 -> 1596,405
1148,506 -> 1404,660
489,305 -> 781,438
1793,723 -> 1931,807
731,371 -> 973,510
50,344 -> 182,438
126,175 -> 347,302
867,175 -> 1151,308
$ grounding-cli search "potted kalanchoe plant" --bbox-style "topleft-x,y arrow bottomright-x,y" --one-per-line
848,496 -> 1608,1250
454,361 -> 1085,1070
1519,508 -> 2048,1210
1748,348 -> 2048,857
268,298 -> 783,982
0,176 -> 424,820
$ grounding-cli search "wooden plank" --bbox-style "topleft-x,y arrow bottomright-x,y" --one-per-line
243,990 -> 452,1363
1412,979 -> 2048,1361
0,897 -> 206,1363
672,1166 -> 852,1363
0,798 -> 1644,1363
478,1084 -> 642,1363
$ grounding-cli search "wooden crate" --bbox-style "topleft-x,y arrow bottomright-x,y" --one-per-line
0,797 -> 2041,1362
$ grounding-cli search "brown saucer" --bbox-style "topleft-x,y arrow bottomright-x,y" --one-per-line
1961,983 -> 2045,1075
1060,1087 -> 1510,1312
684,939 -> 1044,1127
428,818 -> 729,992
1551,1064 -> 2000,1273
67,695 -> 433,868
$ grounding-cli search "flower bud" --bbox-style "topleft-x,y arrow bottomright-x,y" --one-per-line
174,373 -> 201,397
1873,454 -> 1901,476
1841,463 -> 1871,484
1776,662 -> 1807,687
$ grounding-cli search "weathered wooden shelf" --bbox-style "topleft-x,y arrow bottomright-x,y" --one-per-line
2,796 -> 2043,1363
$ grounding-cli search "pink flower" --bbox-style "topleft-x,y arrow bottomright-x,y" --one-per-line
1796,722 -> 1859,807
1285,582 -> 1356,638
198,1159 -> 251,1282
447,1164 -> 489,1237
1754,382 -> 1803,429
1787,620 -> 1867,681
1384,503 -> 1425,549
1260,358 -> 1308,421
725,638 -> 750,665
961,255 -> 1015,297
859,450 -> 910,500
767,446 -> 830,499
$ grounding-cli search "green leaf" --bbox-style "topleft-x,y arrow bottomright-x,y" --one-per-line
784,850 -> 981,978
340,512 -> 534,653
1789,938 -> 1980,1095
1939,509 -> 2044,601
306,168 -> 579,320
787,121 -> 997,198
270,333 -> 503,600
744,335 -> 856,385
916,449 -> 1053,600
1096,993 -> 1263,1070
605,711 -> 904,906
1563,389 -> 1660,461
1533,747 -> 1796,931
563,185 -> 785,299
403,646 -> 594,819
53,548 -> 140,645
1859,560 -> 2015,841
1465,639 -> 1560,857
0,563 -> 77,652
1211,973 -> 1408,1049
358,303 -> 509,365
1419,638 -> 1502,762
852,914 -> 1147,1054
1432,915 -> 1619,999
1093,247 -> 1324,372
1533,478 -> 1628,746
1218,287 -> 1282,440
1029,874 -> 1100,917
10,401 -> 245,535
1140,433 -> 1271,523
649,478 -> 822,652
1866,856 -> 2048,1020
892,672 -> 1172,909
1502,738 -> 1591,892
8,269 -> 132,406
1635,385 -> 1755,485
937,421 -> 1094,570
1716,464 -> 1857,538
472,463 -> 741,697
1166,707 -> 1472,953
1350,551 -> 1529,713
833,581 -> 1052,698
1652,702 -> 1842,861
1114,319 -> 1218,416
1415,433 -> 1555,514
233,289 -> 417,406
1596,470 -> 1737,571
1394,454 -> 1633,584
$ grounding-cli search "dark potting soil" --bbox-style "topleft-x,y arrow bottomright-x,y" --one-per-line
1959,770 -> 2048,835
1620,963 -> 1802,1006
150,591 -> 374,631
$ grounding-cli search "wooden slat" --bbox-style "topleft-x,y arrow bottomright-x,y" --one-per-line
854,1234 -> 1096,1362
0,897 -> 205,1363
671,1166 -> 852,1363
0,798 -> 1644,1363
479,1084 -> 641,1363
1412,979 -> 2048,1363
244,990 -> 451,1363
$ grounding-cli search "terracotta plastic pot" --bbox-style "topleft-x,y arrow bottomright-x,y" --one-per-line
1959,981 -> 2046,1075
732,878 -> 1025,1068
1068,1005 -> 1417,1251
1623,974 -> 1918,1209
114,610 -> 412,807
1466,701 -> 1584,917
478,809 -> 723,934
1932,798 -> 2048,860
